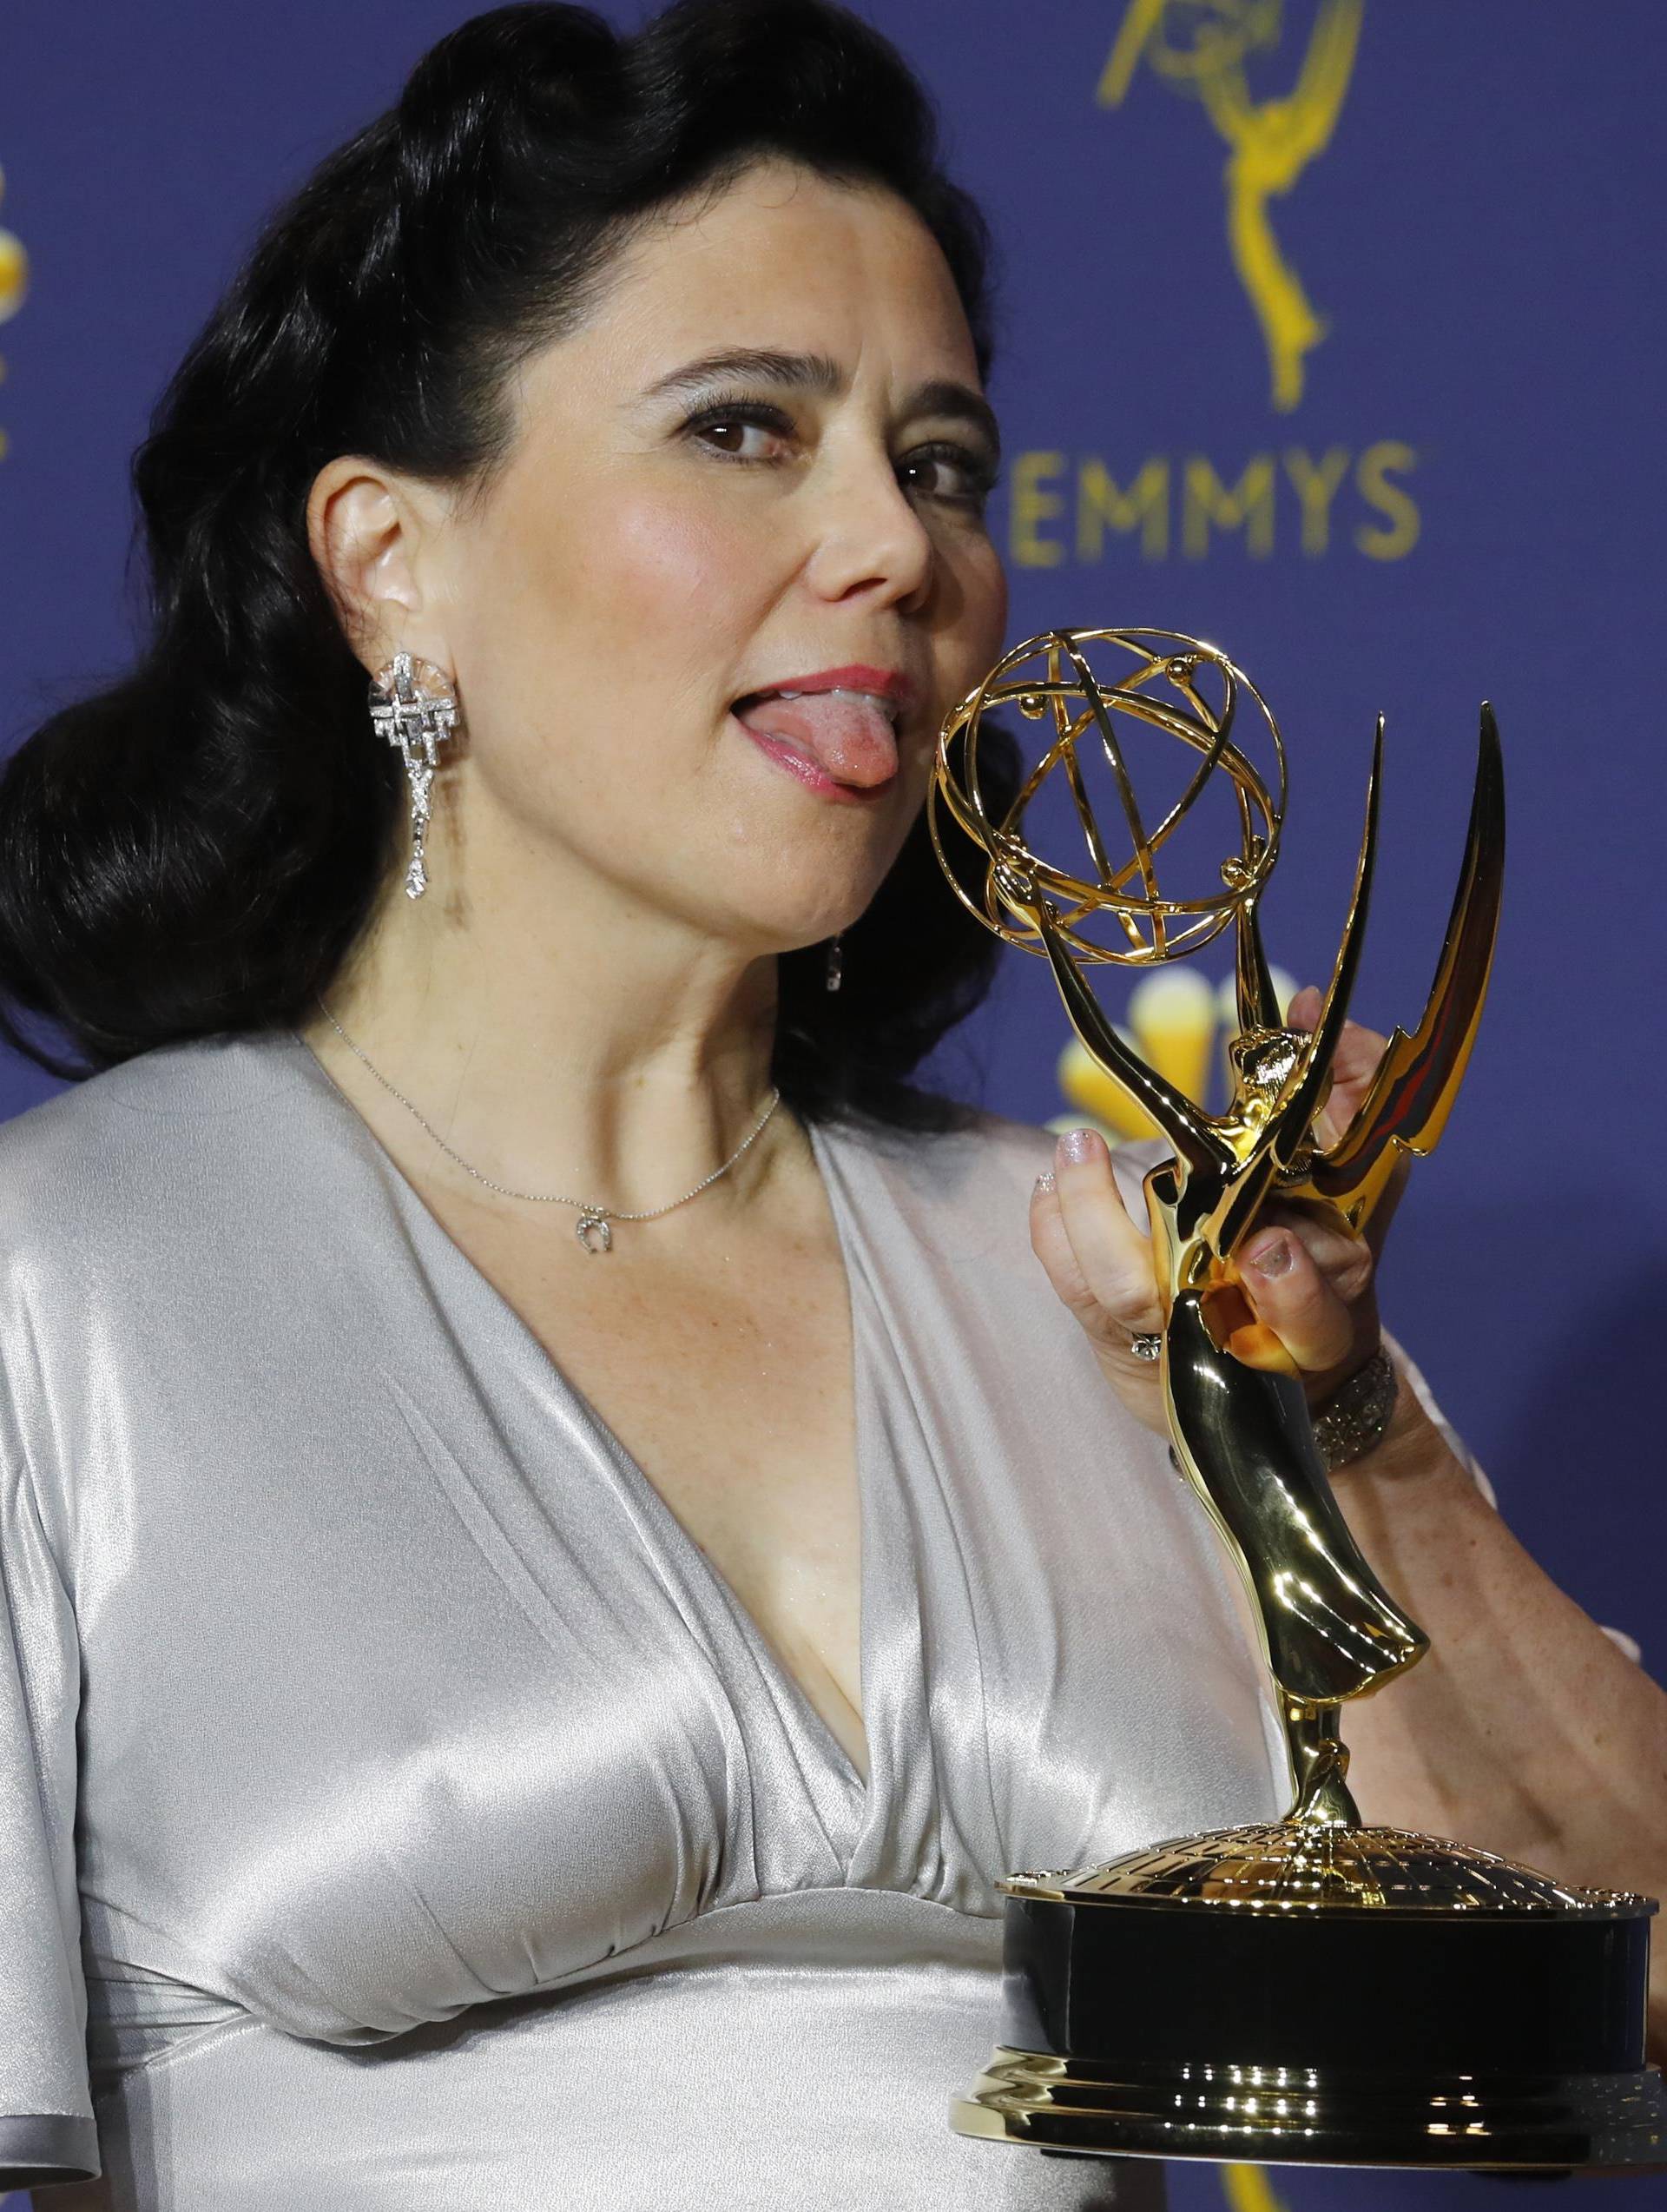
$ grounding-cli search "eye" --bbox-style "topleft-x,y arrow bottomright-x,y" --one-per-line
682,398 -> 796,463
899,440 -> 999,509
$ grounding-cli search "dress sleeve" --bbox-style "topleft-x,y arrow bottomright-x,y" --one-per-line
0,1449 -> 98,2186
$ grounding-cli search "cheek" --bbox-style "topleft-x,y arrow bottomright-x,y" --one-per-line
452,489 -> 774,821
590,497 -> 736,644
988,548 -> 1011,641
938,534 -> 1009,698
563,478 -> 796,689
971,534 -> 1010,647
467,481 -> 765,711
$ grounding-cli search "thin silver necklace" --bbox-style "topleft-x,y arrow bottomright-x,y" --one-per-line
313,997 -> 783,1256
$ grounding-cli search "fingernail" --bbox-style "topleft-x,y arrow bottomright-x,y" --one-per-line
1246,1232 -> 1293,1278
1057,1127 -> 1100,1166
1032,1170 -> 1056,1198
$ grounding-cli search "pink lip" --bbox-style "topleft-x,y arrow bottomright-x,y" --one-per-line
748,664 -> 919,706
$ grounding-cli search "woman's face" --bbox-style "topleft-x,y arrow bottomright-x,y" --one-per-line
418,157 -> 1008,954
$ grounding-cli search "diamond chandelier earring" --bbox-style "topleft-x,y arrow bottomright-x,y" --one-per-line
370,653 -> 461,900
824,932 -> 844,992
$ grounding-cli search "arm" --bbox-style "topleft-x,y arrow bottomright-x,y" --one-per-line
1322,1377 -> 1667,2055
0,1445 -> 100,2193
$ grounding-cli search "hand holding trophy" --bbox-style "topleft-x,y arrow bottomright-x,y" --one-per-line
931,629 -> 1664,2169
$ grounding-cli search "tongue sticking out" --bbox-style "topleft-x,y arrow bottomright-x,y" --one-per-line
735,691 -> 899,789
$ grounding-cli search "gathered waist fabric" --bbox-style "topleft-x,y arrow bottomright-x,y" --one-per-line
90,1892 -> 1160,2212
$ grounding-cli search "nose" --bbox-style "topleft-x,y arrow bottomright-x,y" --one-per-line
801,447 -> 935,616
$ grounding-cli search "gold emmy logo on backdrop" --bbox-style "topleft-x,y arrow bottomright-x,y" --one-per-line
928,627 -> 1666,2169
0,160 -> 27,464
0,165 -> 25,325
1099,0 -> 1363,413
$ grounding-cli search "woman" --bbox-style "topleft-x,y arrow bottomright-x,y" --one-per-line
0,4 -> 1662,2206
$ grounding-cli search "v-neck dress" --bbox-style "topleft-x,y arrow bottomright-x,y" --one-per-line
0,1030 -> 1288,2209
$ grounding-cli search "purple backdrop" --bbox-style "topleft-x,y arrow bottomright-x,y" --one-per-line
2,4 -> 1664,2208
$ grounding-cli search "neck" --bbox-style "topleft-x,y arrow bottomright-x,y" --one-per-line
300,823 -> 799,1221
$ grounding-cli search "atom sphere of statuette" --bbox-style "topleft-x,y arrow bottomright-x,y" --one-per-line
929,626 -> 1288,969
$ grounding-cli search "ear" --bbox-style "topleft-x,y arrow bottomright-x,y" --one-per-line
306,457 -> 453,678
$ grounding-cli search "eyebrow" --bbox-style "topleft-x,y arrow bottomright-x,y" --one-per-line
642,347 -> 1002,463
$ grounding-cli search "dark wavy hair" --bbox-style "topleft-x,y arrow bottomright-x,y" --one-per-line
0,0 -> 1018,1130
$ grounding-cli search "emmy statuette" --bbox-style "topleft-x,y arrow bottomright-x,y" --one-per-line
930,628 -> 1664,2170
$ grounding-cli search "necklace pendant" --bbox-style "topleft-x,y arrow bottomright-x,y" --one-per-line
576,1212 -> 613,1255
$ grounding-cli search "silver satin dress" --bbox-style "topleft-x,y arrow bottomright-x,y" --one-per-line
0,1031 -> 1290,2209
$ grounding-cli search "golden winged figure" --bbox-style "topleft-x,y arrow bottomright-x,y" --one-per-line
932,630 -> 1504,1817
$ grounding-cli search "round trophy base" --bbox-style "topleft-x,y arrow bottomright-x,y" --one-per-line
952,2050 -> 1666,2169
950,1822 -> 1665,2170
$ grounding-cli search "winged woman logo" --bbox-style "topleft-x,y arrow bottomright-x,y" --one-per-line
0,159 -> 26,463
0,165 -> 24,328
1099,0 -> 1363,413
0,169 -> 23,322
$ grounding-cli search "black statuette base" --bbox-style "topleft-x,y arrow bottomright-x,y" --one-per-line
950,1893 -> 1666,2169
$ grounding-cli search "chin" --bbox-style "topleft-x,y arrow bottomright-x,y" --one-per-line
712,822 -> 910,944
